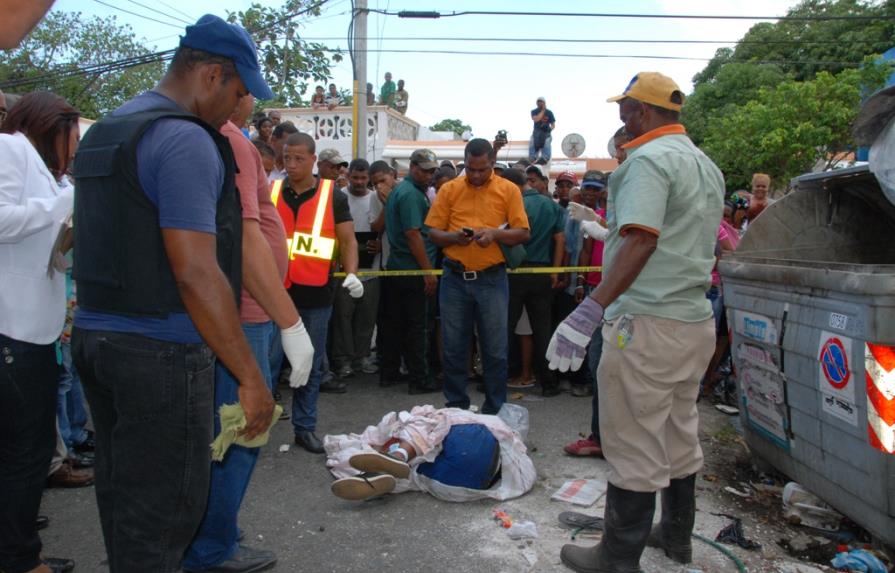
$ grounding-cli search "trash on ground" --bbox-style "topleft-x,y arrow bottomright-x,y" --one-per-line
830,547 -> 888,573
715,404 -> 739,415
782,482 -> 843,530
778,531 -> 836,562
492,508 -> 512,528
715,516 -> 761,550
551,479 -> 608,507
278,444 -> 290,453
724,485 -> 752,498
505,520 -> 538,540
558,511 -> 604,530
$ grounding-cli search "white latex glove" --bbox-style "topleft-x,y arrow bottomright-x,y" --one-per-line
580,220 -> 609,241
567,202 -> 598,222
281,320 -> 314,388
342,273 -> 364,298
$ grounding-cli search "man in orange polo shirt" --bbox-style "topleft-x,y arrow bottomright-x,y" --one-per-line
426,138 -> 530,415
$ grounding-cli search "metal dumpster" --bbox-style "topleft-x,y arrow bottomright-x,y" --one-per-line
719,165 -> 895,545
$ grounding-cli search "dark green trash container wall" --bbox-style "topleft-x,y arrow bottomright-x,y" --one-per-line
719,166 -> 895,544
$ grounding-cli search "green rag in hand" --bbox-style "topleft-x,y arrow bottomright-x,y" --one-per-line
210,402 -> 283,461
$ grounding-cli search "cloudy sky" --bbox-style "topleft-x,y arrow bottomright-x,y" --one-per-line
57,0 -> 800,157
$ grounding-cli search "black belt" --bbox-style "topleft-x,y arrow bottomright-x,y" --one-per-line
443,259 -> 505,281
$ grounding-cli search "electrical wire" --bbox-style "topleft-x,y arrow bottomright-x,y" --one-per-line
368,8 -> 895,22
155,0 -> 196,23
92,0 -> 184,29
293,35 -> 894,46
124,0 -> 192,26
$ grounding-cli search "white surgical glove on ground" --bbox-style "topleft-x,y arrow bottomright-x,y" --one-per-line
342,273 -> 364,298
567,202 -> 598,222
281,321 -> 314,388
580,220 -> 609,241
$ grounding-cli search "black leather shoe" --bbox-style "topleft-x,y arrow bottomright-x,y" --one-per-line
184,544 -> 276,573
43,557 -> 75,572
318,379 -> 347,394
294,431 -> 325,454
68,451 -> 94,469
36,515 -> 50,530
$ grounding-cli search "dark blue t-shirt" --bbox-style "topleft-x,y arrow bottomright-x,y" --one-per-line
74,91 -> 224,343
531,108 -> 555,132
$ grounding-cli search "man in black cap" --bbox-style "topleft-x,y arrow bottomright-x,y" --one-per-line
72,14 -> 276,573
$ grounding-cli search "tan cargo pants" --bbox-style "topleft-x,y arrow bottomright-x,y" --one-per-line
597,314 -> 715,492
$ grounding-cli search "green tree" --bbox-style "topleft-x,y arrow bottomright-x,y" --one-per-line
0,11 -> 165,119
700,61 -> 890,190
683,62 -> 787,145
227,1 -> 342,107
430,118 -> 472,137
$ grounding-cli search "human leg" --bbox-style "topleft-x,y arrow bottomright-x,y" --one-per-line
330,285 -> 355,373
473,269 -> 509,415
0,335 -> 58,573
587,329 -> 603,441
183,322 -> 276,571
352,278 -> 380,369
379,277 -> 404,383
73,329 -> 215,573
524,274 -> 556,391
398,278 -> 432,391
439,271 -> 475,410
292,306 -> 333,434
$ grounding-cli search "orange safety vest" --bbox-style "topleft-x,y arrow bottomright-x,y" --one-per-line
270,178 -> 336,288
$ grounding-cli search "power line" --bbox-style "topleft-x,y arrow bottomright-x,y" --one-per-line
295,35 -> 893,46
92,0 -> 184,29
369,8 -> 895,22
154,0 -> 196,23
124,0 -> 192,26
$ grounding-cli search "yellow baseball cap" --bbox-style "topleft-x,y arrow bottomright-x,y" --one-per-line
607,72 -> 685,112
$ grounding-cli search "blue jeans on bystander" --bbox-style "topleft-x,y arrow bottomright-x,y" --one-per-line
182,321 -> 275,570
440,266 -> 508,415
291,306 -> 333,433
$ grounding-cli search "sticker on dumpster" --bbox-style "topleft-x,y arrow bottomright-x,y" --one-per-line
741,365 -> 789,450
829,312 -> 848,331
817,331 -> 857,427
866,342 -> 895,454
734,311 -> 778,345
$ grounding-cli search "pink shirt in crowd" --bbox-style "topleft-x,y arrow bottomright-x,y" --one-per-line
221,121 -> 288,323
585,207 -> 606,287
710,223 -> 732,287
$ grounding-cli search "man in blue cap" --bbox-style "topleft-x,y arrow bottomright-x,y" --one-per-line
72,14 -> 277,573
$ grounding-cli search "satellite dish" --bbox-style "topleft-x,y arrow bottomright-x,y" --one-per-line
562,133 -> 586,158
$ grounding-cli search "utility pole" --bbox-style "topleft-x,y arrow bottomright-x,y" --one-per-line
352,0 -> 367,159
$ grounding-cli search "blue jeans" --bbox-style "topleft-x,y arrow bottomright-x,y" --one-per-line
73,328 -> 215,573
183,321 -> 274,570
57,342 -> 89,449
587,327 -> 604,441
440,266 -> 508,415
291,306 -> 332,433
707,286 -> 723,333
528,133 -> 552,162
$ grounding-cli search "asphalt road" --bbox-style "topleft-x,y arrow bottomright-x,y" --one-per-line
39,373 -> 822,573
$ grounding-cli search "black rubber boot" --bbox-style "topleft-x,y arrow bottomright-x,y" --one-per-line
560,483 -> 656,573
646,473 -> 696,564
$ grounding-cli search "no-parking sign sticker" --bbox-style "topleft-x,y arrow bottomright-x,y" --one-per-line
818,331 -> 857,426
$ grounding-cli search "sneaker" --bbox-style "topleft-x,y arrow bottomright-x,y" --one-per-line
563,435 -> 604,457
335,365 -> 355,379
359,356 -> 378,374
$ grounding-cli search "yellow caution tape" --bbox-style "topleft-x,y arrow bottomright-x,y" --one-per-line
332,266 -> 602,278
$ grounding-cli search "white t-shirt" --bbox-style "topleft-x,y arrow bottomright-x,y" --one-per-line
344,188 -> 382,277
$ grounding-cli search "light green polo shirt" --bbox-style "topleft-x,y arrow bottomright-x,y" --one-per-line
602,129 -> 724,322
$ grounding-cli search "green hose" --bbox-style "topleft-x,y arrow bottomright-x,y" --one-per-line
692,532 -> 749,573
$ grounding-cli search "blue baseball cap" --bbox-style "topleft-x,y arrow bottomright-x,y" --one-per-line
180,14 -> 274,101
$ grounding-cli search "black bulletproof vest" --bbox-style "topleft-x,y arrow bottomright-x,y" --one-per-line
72,109 -> 242,317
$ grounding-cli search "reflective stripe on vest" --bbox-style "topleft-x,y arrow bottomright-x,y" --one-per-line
271,178 -> 336,288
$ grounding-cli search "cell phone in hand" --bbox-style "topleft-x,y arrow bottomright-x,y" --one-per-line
462,227 -> 475,238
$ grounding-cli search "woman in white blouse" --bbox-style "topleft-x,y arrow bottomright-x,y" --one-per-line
0,91 -> 80,573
